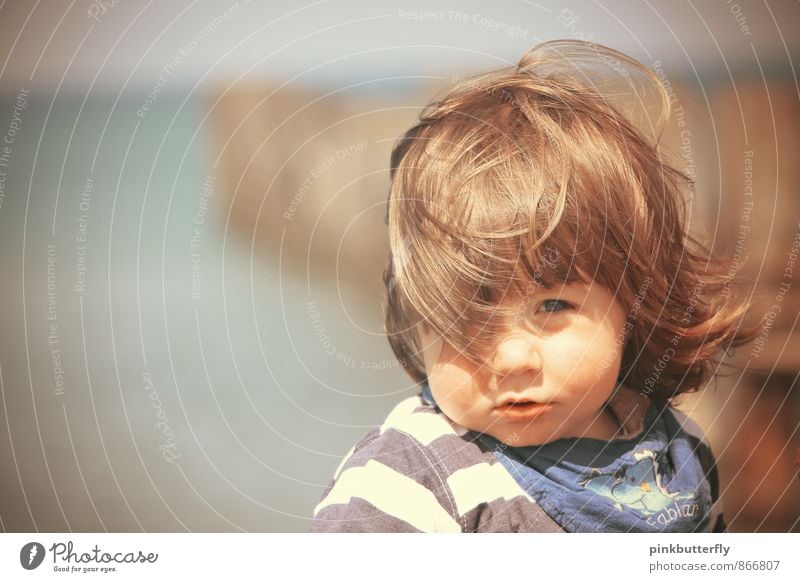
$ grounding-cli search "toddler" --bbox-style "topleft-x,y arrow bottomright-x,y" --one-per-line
309,40 -> 757,533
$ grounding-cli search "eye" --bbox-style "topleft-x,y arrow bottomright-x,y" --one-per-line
538,299 -> 571,313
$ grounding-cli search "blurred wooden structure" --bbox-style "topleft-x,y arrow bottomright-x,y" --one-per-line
207,83 -> 424,327
709,79 -> 800,532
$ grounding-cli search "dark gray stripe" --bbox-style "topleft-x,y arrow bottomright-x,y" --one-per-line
314,426 -> 463,528
309,497 -> 423,532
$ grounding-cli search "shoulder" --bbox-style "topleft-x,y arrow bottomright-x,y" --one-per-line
664,407 -> 718,474
665,406 -> 726,532
667,407 -> 708,441
309,394 -> 557,532
309,394 -> 467,532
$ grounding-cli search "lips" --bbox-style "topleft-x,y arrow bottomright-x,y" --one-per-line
494,400 -> 553,421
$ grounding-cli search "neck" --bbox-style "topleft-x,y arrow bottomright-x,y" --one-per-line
580,407 -> 622,440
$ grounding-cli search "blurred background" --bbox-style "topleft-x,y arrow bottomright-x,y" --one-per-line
0,0 -> 797,532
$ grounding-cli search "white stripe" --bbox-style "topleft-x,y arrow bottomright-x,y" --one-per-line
380,396 -> 467,445
333,444 -> 356,480
447,462 -> 533,516
314,460 -> 461,532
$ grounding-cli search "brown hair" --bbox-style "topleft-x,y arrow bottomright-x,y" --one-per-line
383,40 -> 758,403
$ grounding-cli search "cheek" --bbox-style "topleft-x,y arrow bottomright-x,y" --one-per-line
545,327 -> 621,379
430,360 -> 475,394
428,357 -> 485,412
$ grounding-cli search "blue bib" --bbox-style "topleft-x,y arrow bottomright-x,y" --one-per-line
421,383 -> 713,532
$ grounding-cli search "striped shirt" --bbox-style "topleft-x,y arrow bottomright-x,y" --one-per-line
309,393 -> 725,533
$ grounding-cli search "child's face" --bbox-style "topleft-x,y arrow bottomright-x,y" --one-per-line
419,281 -> 628,446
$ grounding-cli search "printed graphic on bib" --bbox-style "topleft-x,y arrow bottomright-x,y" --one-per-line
580,449 -> 696,518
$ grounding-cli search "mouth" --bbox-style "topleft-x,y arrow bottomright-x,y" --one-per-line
494,400 -> 553,421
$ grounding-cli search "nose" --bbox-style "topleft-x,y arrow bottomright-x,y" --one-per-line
490,332 -> 542,376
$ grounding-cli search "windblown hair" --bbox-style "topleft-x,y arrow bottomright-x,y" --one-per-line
383,40 -> 758,403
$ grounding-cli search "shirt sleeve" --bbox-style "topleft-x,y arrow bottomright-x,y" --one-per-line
308,429 -> 463,533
